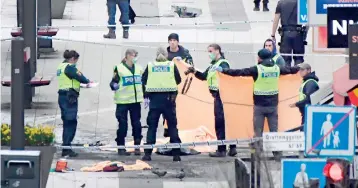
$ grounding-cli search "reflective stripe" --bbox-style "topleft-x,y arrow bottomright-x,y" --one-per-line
209,86 -> 219,90
146,87 -> 178,92
253,90 -> 279,95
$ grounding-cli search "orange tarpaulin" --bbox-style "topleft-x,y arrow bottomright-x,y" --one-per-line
172,60 -> 302,140
218,72 -> 302,139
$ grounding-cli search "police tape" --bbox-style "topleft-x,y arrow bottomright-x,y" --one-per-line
1,36 -> 349,57
1,20 -> 273,29
0,37 -> 14,41
30,36 -> 346,58
56,138 -> 261,150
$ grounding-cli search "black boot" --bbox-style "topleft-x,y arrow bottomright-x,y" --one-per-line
263,3 -> 269,11
118,149 -> 131,156
103,29 -> 116,39
123,30 -> 129,39
173,155 -> 181,162
134,139 -> 141,156
142,154 -> 152,161
253,3 -> 260,11
163,128 -> 169,137
228,147 -> 237,157
209,150 -> 226,157
62,149 -> 78,157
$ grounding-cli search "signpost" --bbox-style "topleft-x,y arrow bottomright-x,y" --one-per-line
10,38 -> 27,150
263,132 -> 305,151
308,0 -> 358,26
327,7 -> 358,48
349,24 -> 358,79
22,0 -> 37,108
304,105 -> 356,161
281,159 -> 327,188
298,0 -> 308,24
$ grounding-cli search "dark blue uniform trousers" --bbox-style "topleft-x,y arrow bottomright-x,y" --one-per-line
144,96 -> 181,156
279,31 -> 305,66
58,93 -> 78,152
115,103 -> 142,146
214,93 -> 236,152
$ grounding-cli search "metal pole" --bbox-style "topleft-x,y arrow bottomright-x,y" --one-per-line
348,24 -> 358,80
37,0 -> 54,52
10,38 -> 25,150
16,0 -> 23,27
22,0 -> 37,108
250,144 -> 255,188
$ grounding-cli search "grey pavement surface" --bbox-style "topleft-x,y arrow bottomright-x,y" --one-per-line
0,0 -> 348,187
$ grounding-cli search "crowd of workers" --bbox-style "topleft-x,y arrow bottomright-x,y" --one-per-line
57,0 -> 316,161
57,29 -> 319,161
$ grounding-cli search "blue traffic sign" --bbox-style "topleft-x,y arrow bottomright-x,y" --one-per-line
316,0 -> 358,15
281,159 -> 327,188
298,0 -> 308,24
304,105 -> 356,160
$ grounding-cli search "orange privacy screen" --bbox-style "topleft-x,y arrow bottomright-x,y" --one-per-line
170,60 -> 302,140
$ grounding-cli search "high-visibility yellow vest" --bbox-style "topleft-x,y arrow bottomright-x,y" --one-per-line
206,59 -> 230,91
145,61 -> 177,92
114,63 -> 144,104
253,64 -> 280,95
299,79 -> 318,101
57,63 -> 80,92
272,54 -> 279,63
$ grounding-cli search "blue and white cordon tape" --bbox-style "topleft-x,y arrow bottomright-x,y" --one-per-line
56,138 -> 260,150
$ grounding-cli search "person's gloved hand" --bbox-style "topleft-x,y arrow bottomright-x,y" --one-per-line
86,81 -> 93,88
112,83 -> 119,91
144,98 -> 150,109
175,56 -> 182,61
215,66 -> 223,72
185,67 -> 195,75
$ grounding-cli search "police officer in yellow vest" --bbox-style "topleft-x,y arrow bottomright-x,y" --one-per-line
185,43 -> 237,158
57,50 -> 91,157
141,47 -> 182,162
216,48 -> 300,159
289,63 -> 319,130
110,49 -> 143,156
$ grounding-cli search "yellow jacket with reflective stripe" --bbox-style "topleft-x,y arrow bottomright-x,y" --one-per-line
253,64 -> 280,95
206,59 -> 230,91
299,79 -> 318,101
57,62 -> 80,92
146,61 -> 177,92
114,63 -> 144,104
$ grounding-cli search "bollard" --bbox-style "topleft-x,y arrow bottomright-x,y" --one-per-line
10,38 -> 26,150
22,0 -> 37,108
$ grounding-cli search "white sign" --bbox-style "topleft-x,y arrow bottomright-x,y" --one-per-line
263,132 -> 305,151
